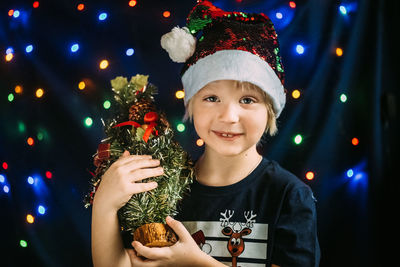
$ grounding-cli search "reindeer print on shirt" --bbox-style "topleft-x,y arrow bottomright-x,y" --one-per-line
184,209 -> 269,267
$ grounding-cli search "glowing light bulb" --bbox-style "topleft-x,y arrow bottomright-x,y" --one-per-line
351,137 -> 359,146
27,137 -> 35,146
163,11 -> 171,18
26,214 -> 35,224
45,171 -> 52,179
84,117 -> 93,127
33,1 -> 40,8
38,205 -> 46,215
3,185 -> 10,193
77,4 -> 85,11
294,134 -> 303,145
176,123 -> 185,132
8,93 -> 14,102
289,1 -> 296,8
20,240 -> 28,247
129,0 -> 137,7
71,43 -> 79,52
98,12 -> 108,21
78,81 -> 86,90
5,53 -> 13,62
99,59 -> 109,69
196,139 -> 204,147
175,90 -> 185,99
336,47 -> 343,56
2,162 -> 8,170
25,45 -> 34,53
292,89 -> 301,99
306,171 -> 315,180
103,100 -> 111,109
36,88 -> 44,98
340,93 -> 347,103
295,44 -> 305,55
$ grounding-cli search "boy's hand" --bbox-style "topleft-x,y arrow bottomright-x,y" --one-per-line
93,150 -> 163,212
126,216 -> 212,267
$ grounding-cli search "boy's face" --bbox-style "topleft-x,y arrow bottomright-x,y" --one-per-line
192,80 -> 268,157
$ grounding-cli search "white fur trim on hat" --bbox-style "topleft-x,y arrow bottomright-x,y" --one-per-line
182,49 -> 286,117
161,26 -> 197,63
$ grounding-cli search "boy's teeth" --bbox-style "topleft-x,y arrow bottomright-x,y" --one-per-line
222,133 -> 233,137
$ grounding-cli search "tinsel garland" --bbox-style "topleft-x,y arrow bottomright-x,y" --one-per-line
84,74 -> 194,233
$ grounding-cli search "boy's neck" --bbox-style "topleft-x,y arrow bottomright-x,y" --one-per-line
194,146 -> 262,187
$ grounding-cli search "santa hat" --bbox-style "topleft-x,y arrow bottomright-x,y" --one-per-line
161,0 -> 286,117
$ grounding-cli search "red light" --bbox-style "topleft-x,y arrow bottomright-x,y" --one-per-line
33,1 -> 40,8
77,3 -> 85,11
27,137 -> 35,146
163,11 -> 171,18
129,0 -> 137,7
351,137 -> 359,146
2,162 -> 8,170
289,1 -> 296,8
8,10 -> 14,16
45,171 -> 53,179
306,171 -> 315,180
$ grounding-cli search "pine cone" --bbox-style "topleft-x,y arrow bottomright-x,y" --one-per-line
129,101 -> 157,122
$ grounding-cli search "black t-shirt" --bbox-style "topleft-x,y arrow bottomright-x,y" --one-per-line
175,157 -> 320,267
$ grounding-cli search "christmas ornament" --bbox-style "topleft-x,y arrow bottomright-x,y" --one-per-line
84,74 -> 194,247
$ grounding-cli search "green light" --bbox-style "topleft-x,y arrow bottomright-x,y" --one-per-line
293,134 -> 303,145
103,100 -> 111,109
37,132 -> 44,141
18,121 -> 26,133
340,94 -> 347,103
8,93 -> 14,102
84,117 -> 93,127
176,123 -> 185,132
20,240 -> 27,248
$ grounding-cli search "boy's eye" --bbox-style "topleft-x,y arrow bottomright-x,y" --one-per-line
240,97 -> 256,104
204,96 -> 218,102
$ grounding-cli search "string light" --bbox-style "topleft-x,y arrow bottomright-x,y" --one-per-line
129,0 -> 137,7
45,171 -> 53,179
126,48 -> 135,56
36,88 -> 44,98
340,93 -> 347,103
292,89 -> 301,99
352,138 -> 359,146
103,100 -> 111,109
27,176 -> 34,185
71,43 -> 79,53
38,205 -> 46,215
275,12 -> 283,19
8,10 -> 14,16
77,3 -> 85,11
3,185 -> 10,193
33,1 -> 40,8
20,240 -> 28,247
293,134 -> 303,145
26,214 -> 35,224
339,5 -> 347,15
336,47 -> 343,56
5,53 -> 14,62
196,138 -> 204,147
163,11 -> 171,18
78,81 -> 86,90
346,169 -> 354,178
176,123 -> 185,132
0,174 -> 5,183
175,90 -> 185,99
8,93 -> 14,102
84,117 -> 93,127
289,1 -> 296,8
295,44 -> 305,55
13,10 -> 20,18
306,171 -> 315,180
2,162 -> 8,170
25,45 -> 34,53
27,137 -> 35,146
99,59 -> 109,69
98,12 -> 108,21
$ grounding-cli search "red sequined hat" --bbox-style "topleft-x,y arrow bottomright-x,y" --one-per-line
161,0 -> 286,117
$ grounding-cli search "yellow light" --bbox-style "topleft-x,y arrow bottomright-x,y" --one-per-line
78,81 -> 86,90
99,59 -> 109,69
175,90 -> 185,99
306,171 -> 315,180
5,53 -> 13,62
15,85 -> 23,94
36,88 -> 44,98
196,138 -> 204,147
129,0 -> 137,7
292,89 -> 301,99
26,214 -> 35,224
336,47 -> 343,57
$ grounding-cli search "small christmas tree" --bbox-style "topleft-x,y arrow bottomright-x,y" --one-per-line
84,74 -> 194,247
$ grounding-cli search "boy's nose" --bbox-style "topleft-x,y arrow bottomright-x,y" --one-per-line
218,103 -> 239,123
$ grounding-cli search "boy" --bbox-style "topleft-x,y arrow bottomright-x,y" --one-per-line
91,1 -> 320,266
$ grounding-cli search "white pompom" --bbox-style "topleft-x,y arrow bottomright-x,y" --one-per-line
161,26 -> 196,63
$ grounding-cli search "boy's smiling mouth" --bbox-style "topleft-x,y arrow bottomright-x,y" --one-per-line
212,130 -> 244,140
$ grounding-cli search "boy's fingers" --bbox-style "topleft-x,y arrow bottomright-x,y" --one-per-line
165,216 -> 191,242
132,241 -> 164,260
129,182 -> 158,195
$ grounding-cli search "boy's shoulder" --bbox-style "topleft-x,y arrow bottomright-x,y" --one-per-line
260,157 -> 311,192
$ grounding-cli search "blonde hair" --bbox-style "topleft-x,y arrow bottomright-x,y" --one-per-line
183,81 -> 278,136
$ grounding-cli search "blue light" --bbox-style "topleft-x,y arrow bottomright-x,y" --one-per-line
27,176 -> 34,185
295,44 -> 305,55
71,43 -> 79,53
38,205 -> 46,215
126,48 -> 135,56
6,47 -> 14,55
339,5 -> 347,15
25,45 -> 33,53
275,12 -> 283,19
13,10 -> 20,18
3,185 -> 10,193
0,174 -> 5,183
346,169 -> 354,178
98,12 -> 108,21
